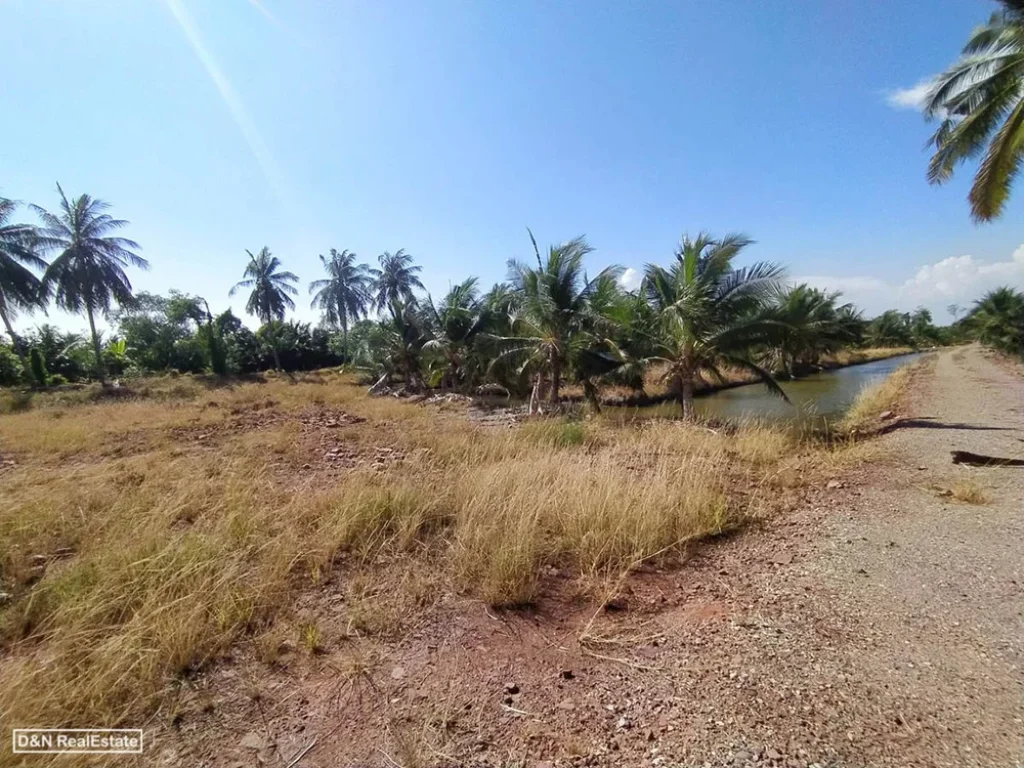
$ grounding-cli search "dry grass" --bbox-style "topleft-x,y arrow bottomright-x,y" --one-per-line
824,347 -> 914,367
839,361 -> 923,434
947,479 -> 992,505
0,372 -> 820,763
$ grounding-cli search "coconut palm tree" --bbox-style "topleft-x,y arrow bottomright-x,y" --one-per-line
0,197 -> 47,365
762,284 -> 861,377
370,249 -> 424,319
924,0 -> 1024,221
230,247 -> 298,370
423,277 -> 491,390
496,231 -> 621,407
644,232 -> 786,419
309,249 -> 372,360
865,310 -> 915,348
32,184 -> 147,382
966,285 -> 1024,354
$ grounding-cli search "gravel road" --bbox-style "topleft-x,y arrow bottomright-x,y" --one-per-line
789,344 -> 1024,767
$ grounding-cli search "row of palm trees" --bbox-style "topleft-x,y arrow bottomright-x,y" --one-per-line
259,230 -> 871,417
4,186 -> 1015,415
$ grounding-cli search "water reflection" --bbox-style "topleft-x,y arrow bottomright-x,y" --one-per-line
606,353 -> 926,427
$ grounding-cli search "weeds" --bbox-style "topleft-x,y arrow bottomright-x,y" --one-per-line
948,479 -> 991,505
839,360 -> 926,434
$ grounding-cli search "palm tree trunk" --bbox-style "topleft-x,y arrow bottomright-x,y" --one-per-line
549,354 -> 562,404
0,300 -> 27,367
679,374 -> 695,419
341,316 -> 349,365
85,304 -> 107,384
678,343 -> 696,419
271,341 -> 282,371
529,373 -> 541,415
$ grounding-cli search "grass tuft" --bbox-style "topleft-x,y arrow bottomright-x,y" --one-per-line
948,479 -> 991,505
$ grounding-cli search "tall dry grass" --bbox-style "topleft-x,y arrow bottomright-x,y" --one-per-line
0,373 -> 805,763
839,362 -> 920,433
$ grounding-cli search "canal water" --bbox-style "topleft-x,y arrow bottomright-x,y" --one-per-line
607,353 -> 926,427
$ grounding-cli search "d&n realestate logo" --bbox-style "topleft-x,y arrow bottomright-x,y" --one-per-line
13,729 -> 144,754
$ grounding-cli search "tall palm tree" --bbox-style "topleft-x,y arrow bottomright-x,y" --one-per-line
229,247 -> 298,370
0,197 -> 47,364
497,231 -> 621,407
309,248 -> 372,360
370,249 -> 424,319
644,232 -> 786,419
924,0 -> 1024,221
33,184 -> 147,382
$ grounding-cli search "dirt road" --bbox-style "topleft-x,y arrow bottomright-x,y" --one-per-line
795,344 -> 1024,767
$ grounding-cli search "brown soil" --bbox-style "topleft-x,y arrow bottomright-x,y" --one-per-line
156,346 -> 1024,768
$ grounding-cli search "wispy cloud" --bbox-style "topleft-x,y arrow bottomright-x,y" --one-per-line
165,0 -> 290,208
885,78 -> 936,111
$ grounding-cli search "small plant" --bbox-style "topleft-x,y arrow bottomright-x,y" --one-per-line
298,620 -> 324,655
949,480 -> 991,505
555,420 -> 586,448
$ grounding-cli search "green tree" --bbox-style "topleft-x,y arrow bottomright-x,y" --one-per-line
643,233 -> 786,418
924,0 -> 1024,221
28,347 -> 48,387
229,247 -> 298,370
423,277 -> 491,390
367,301 -> 430,391
865,310 -> 915,348
370,250 -> 424,319
309,249 -> 372,360
497,231 -> 621,407
762,284 -> 862,377
33,184 -> 148,383
166,292 -> 228,375
966,286 -> 1024,354
0,197 -> 48,366
909,307 -> 940,346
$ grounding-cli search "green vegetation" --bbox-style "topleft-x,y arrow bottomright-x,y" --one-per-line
0,187 -> 1015,401
33,185 -> 149,382
963,286 -> 1024,356
924,0 -> 1024,221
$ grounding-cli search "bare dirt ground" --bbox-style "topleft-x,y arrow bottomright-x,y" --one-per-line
166,346 -> 1023,768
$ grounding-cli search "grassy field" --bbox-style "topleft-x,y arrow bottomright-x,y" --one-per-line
0,370 -> 888,764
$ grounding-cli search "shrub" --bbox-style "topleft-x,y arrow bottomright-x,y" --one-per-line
29,348 -> 48,387
0,345 -> 23,386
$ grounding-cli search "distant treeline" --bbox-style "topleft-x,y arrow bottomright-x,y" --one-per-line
1,189 -> 1022,412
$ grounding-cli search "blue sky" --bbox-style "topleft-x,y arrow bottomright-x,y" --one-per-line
3,0 -> 1023,331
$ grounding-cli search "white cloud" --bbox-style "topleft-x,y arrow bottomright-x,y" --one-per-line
619,267 -> 642,291
793,245 -> 1024,321
885,78 -> 936,111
